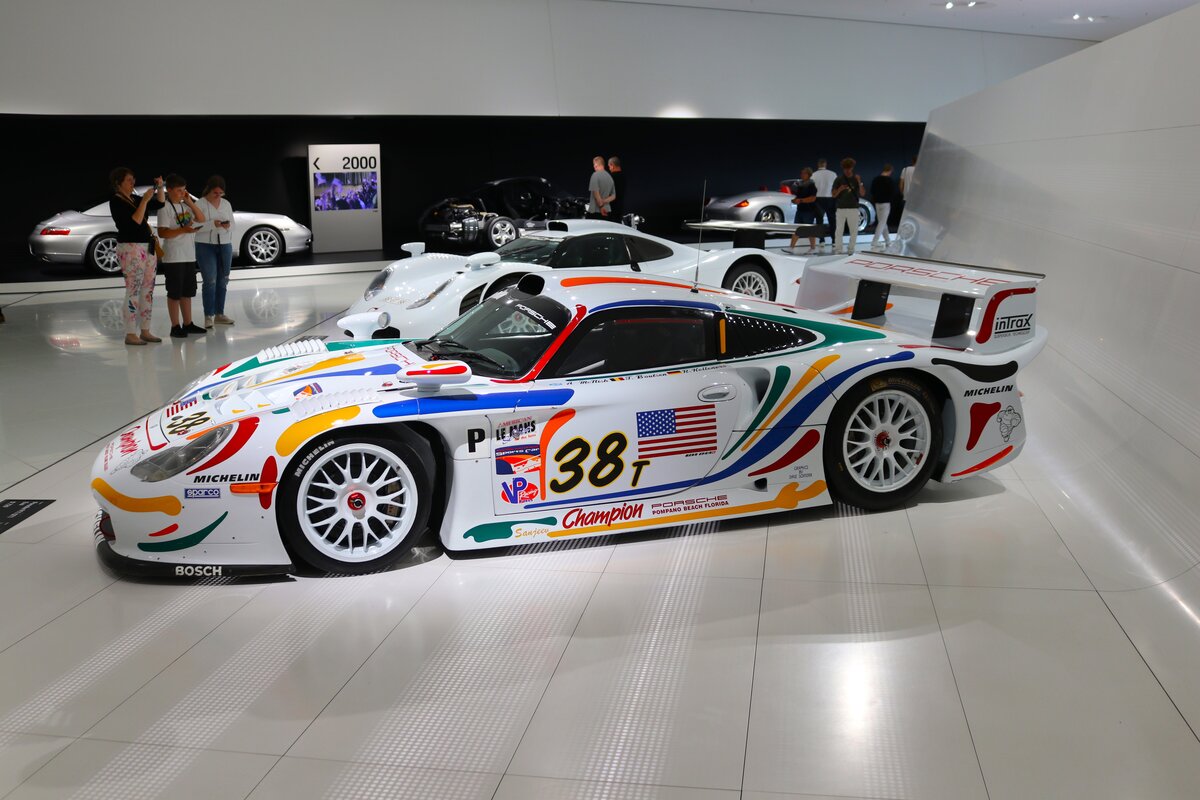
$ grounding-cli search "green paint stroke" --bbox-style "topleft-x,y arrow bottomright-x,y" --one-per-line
723,365 -> 791,459
738,311 -> 887,347
465,517 -> 558,543
325,338 -> 411,351
138,512 -> 228,552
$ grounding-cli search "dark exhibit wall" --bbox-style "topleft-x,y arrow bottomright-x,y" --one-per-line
4,115 -> 924,258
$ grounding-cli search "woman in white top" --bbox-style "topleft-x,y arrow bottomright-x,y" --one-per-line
195,175 -> 236,327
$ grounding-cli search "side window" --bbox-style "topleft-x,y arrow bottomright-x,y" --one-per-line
553,235 -> 630,268
546,308 -> 716,377
625,236 -> 675,263
722,314 -> 817,358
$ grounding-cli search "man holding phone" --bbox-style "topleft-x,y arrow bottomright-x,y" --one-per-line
157,174 -> 207,338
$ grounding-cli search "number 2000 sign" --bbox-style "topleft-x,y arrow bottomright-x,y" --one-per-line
550,433 -> 649,493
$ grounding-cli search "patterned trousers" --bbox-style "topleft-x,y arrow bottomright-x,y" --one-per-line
119,243 -> 157,334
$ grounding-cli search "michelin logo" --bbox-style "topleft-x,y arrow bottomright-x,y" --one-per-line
963,384 -> 1014,398
185,487 -> 221,499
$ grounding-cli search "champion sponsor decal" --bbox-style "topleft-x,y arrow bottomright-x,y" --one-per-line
963,384 -> 1014,398
997,405 -> 1022,441
496,444 -> 541,475
651,495 -> 729,515
500,476 -> 539,504
636,404 -> 718,459
193,473 -> 261,484
184,487 -> 221,499
496,417 -> 536,443
562,502 -> 644,529
993,313 -> 1033,337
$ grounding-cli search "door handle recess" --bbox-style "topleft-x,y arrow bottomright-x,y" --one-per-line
698,384 -> 736,402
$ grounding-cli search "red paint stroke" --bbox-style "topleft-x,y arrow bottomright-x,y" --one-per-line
259,456 -> 278,509
538,409 -> 576,499
951,445 -> 1014,478
144,416 -> 167,451
518,304 -> 587,383
187,416 -> 260,475
966,402 -> 1002,451
213,362 -> 231,375
408,364 -> 469,376
748,429 -> 821,477
148,523 -> 179,538
976,287 -> 1036,344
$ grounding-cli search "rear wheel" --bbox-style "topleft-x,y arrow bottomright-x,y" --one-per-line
755,206 -> 784,223
823,374 -> 941,511
86,234 -> 120,274
278,431 -> 435,574
722,260 -> 775,300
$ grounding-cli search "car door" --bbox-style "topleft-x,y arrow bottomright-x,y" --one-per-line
489,305 -> 757,516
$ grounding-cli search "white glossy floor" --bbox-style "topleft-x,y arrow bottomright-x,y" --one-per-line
1,265 -> 1199,799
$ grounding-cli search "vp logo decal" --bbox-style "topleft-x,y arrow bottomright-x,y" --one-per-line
500,476 -> 539,505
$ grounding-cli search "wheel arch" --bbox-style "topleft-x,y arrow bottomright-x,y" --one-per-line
724,254 -> 777,299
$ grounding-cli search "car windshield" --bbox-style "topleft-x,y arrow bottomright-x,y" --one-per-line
414,288 -> 570,378
495,236 -> 561,265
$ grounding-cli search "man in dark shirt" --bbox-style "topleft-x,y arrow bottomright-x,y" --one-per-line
607,156 -> 626,223
831,158 -> 865,255
787,167 -> 819,253
870,164 -> 895,250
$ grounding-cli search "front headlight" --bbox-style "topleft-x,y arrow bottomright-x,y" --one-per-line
364,267 -> 393,301
407,278 -> 453,309
130,425 -> 233,482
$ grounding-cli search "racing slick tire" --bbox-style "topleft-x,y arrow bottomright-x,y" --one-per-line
484,216 -> 519,250
242,226 -> 284,266
755,206 -> 784,223
86,233 -> 121,275
722,260 -> 776,300
823,373 -> 942,512
278,429 -> 435,574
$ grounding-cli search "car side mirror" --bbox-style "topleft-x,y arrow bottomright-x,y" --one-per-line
403,360 -> 473,392
465,252 -> 501,270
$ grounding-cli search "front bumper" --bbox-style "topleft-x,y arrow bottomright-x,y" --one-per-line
93,509 -> 294,579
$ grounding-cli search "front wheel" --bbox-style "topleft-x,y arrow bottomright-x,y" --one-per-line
722,261 -> 775,300
485,216 -> 518,249
242,226 -> 283,266
857,200 -> 876,232
823,374 -> 941,511
278,431 -> 435,574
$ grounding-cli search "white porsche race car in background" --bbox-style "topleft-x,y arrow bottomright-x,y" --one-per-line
338,220 -> 804,339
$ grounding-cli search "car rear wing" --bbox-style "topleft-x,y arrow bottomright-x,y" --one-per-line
795,254 -> 1045,354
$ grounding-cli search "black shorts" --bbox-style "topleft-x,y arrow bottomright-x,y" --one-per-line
162,261 -> 197,299
794,205 -> 818,224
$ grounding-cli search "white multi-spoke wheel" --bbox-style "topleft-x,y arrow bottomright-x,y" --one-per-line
279,432 -> 435,574
722,261 -> 775,300
485,217 -> 518,249
87,234 -> 120,274
243,226 -> 283,266
824,374 -> 942,511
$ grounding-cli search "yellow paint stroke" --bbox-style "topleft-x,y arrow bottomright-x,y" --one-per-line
276,406 -> 362,456
547,480 -> 826,539
91,478 -> 182,516
741,354 -> 840,452
258,353 -> 365,387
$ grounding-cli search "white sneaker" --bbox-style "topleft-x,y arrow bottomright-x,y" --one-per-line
204,316 -> 214,329
214,314 -> 235,325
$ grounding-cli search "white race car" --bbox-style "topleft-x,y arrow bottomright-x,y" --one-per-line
91,257 -> 1046,577
337,220 -> 804,339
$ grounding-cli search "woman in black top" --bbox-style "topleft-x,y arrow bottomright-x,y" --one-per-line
109,167 -> 165,345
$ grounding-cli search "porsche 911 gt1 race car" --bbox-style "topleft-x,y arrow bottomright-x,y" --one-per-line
336,219 -> 803,340
91,256 -> 1046,577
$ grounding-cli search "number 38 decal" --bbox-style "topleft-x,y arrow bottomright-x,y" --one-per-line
165,411 -> 211,436
549,432 -> 649,494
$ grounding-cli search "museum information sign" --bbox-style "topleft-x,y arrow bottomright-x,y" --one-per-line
308,144 -> 382,253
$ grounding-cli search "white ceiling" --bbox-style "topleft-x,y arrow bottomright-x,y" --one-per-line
599,0 -> 1199,41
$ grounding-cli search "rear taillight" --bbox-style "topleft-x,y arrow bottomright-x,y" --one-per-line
41,227 -> 70,235
733,200 -> 750,208
779,184 -> 792,194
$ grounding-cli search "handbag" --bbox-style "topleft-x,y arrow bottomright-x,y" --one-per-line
151,234 -> 165,259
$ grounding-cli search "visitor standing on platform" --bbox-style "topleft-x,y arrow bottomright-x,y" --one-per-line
787,167 -> 819,254
195,175 -> 236,328
831,158 -> 865,255
607,156 -> 626,223
157,174 -> 207,338
870,164 -> 895,250
586,156 -> 615,219
109,167 -> 165,346
811,158 -> 837,249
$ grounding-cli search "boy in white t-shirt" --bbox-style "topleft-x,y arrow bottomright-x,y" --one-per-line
157,174 -> 207,337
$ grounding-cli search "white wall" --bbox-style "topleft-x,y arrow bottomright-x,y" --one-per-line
0,0 -> 1088,120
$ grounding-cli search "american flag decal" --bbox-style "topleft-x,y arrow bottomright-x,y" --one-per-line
636,404 -> 718,459
166,398 -> 197,418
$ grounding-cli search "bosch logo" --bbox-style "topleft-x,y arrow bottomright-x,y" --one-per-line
174,565 -> 223,577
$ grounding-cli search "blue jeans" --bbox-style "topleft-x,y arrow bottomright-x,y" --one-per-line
196,242 -> 233,317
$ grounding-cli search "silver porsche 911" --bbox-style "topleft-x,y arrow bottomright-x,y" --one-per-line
29,188 -> 312,274
704,179 -> 876,232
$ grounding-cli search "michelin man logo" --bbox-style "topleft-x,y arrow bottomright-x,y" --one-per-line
996,406 -> 1022,442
